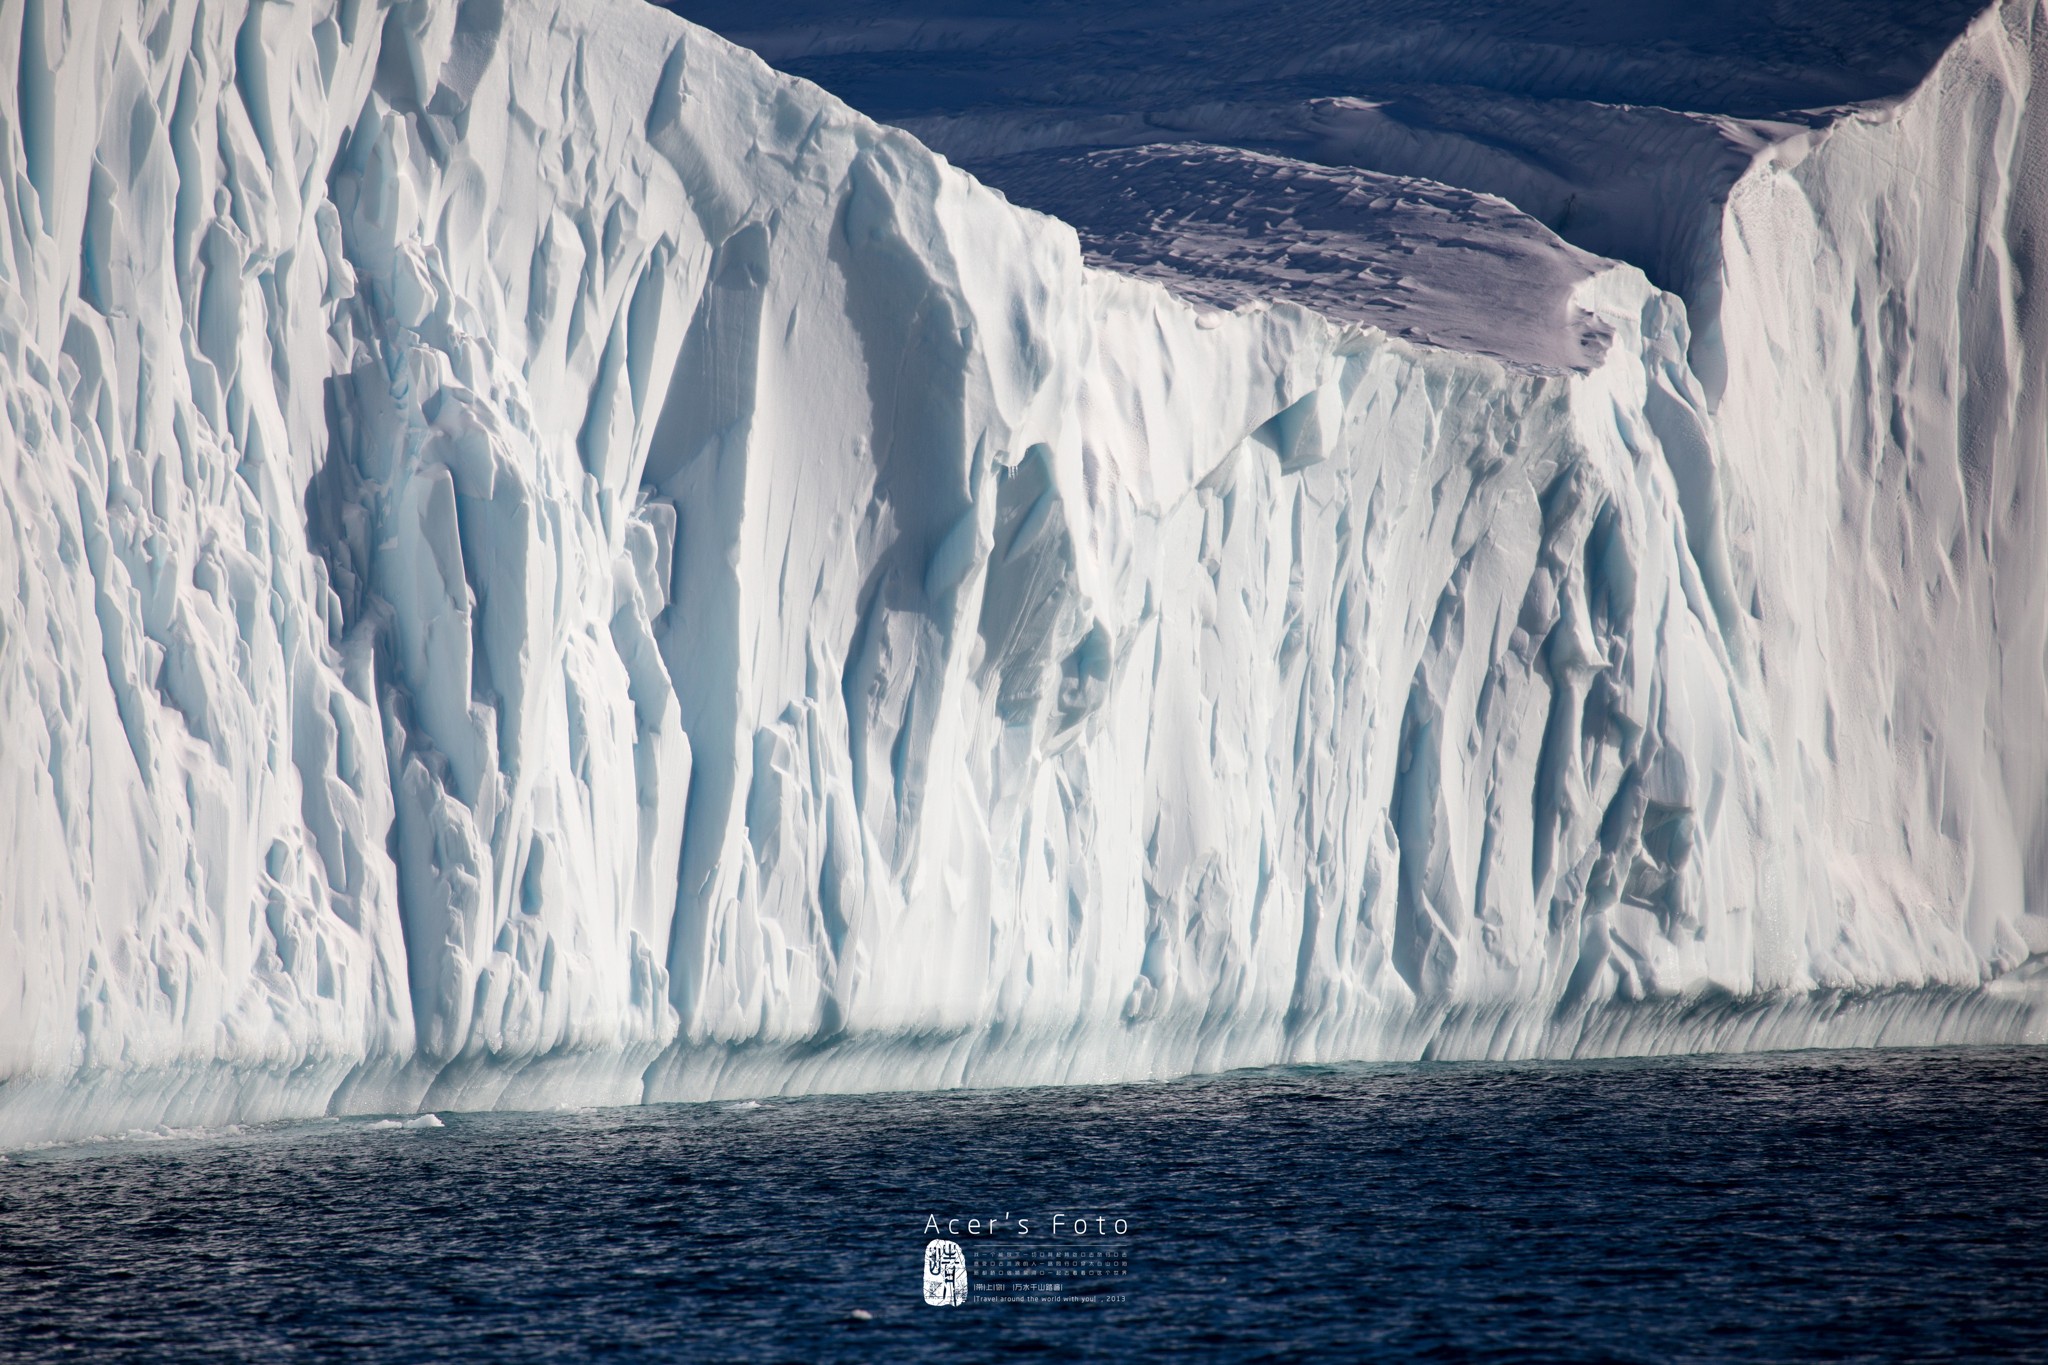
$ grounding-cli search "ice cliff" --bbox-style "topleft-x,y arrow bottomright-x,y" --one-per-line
3,0 -> 2047,1145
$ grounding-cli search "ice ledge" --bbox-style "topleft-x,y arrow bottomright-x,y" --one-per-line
5,982 -> 2040,1150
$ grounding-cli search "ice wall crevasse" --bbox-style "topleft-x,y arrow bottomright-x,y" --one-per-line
0,0 -> 2044,1145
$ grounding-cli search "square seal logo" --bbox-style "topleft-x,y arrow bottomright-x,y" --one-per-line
923,1239 -> 968,1306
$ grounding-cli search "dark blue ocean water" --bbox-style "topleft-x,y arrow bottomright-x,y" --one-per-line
3,1047 -> 2045,1361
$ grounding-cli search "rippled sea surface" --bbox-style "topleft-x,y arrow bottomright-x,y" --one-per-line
4,1047 -> 2046,1361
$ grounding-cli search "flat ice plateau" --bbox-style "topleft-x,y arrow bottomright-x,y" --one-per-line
3,0 -> 2048,1145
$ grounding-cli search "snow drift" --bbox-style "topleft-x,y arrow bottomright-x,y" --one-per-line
2,0 -> 2046,1146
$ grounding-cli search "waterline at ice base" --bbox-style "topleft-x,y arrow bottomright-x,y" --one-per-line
5,0 -> 2048,1147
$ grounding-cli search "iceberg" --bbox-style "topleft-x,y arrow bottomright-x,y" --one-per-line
2,0 -> 2045,1146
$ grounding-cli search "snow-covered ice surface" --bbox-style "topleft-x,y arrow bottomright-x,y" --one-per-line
949,144 -> 1620,372
2,0 -> 2047,1146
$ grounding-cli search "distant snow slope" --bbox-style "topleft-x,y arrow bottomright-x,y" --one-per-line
1,0 -> 2044,1146
669,0 -> 1990,310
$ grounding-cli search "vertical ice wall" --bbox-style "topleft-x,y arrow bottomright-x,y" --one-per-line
0,0 -> 2043,1145
1,0 -> 414,1127
1704,3 -> 2048,992
0,0 -> 716,1132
